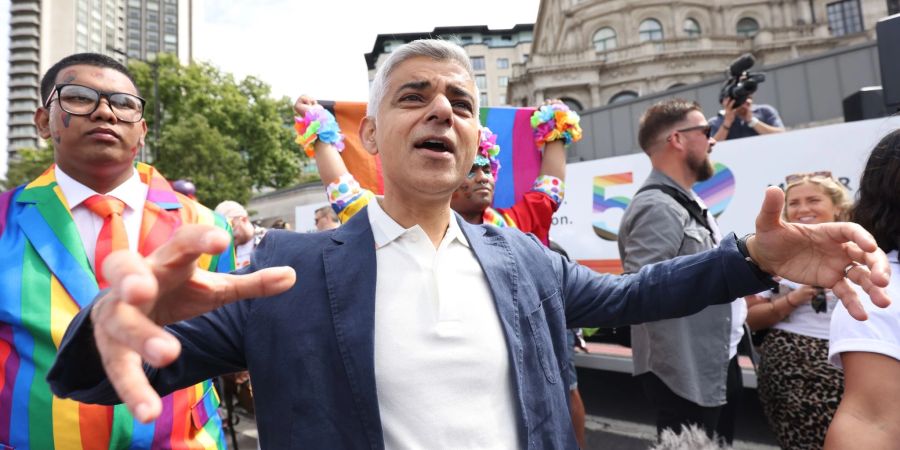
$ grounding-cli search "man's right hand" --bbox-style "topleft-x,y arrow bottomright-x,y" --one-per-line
90,224 -> 296,423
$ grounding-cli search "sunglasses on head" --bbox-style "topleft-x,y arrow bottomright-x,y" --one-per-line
785,171 -> 832,185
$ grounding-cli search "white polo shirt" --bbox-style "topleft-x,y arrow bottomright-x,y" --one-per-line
367,200 -> 521,449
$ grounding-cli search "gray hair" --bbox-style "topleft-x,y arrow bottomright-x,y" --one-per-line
367,39 -> 478,117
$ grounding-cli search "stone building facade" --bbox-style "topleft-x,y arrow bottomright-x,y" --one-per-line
366,25 -> 532,107
509,0 -> 896,110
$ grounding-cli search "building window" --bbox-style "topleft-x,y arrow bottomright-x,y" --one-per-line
560,97 -> 584,112
496,58 -> 509,69
498,94 -> 507,105
683,18 -> 701,37
480,92 -> 489,106
471,56 -> 485,71
736,17 -> 760,38
827,0 -> 864,36
592,27 -> 617,52
609,90 -> 638,104
475,75 -> 487,90
498,76 -> 508,87
638,19 -> 664,42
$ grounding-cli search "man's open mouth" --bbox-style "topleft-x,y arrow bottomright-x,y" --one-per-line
415,138 -> 453,153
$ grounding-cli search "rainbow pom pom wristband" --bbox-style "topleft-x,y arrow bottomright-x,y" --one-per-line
530,103 -> 583,149
294,105 -> 345,158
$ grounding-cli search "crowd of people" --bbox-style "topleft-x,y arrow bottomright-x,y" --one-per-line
0,38 -> 896,450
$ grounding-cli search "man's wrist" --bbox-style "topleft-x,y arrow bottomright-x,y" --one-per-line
748,117 -> 760,128
737,233 -> 774,281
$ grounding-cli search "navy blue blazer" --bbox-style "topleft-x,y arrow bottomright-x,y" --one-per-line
49,206 -> 772,449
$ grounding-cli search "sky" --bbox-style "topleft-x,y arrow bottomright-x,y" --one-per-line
194,0 -> 541,102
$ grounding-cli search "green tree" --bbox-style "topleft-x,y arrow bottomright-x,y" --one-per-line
155,114 -> 251,207
1,146 -> 55,190
128,55 -> 302,202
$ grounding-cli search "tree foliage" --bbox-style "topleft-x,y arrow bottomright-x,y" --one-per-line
128,54 -> 301,205
1,146 -> 55,190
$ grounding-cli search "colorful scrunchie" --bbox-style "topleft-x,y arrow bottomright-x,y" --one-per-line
530,102 -> 583,149
474,126 -> 501,178
294,105 -> 345,158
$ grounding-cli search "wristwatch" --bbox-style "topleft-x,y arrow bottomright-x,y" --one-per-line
737,233 -> 776,284
747,117 -> 760,128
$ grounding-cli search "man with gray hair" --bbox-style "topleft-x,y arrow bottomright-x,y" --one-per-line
48,39 -> 892,449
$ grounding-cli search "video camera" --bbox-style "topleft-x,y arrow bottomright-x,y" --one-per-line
719,53 -> 766,108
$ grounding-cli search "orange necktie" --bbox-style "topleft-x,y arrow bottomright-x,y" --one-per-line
83,194 -> 128,289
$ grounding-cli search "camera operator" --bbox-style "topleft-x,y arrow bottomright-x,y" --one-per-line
709,93 -> 785,142
709,54 -> 785,142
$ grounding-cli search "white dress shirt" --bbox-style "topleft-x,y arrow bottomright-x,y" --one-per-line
367,200 -> 521,449
54,166 -> 148,272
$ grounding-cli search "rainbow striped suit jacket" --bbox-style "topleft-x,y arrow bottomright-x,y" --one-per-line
0,163 -> 234,450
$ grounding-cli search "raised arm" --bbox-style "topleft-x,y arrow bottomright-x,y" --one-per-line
294,95 -> 374,223
294,96 -> 351,186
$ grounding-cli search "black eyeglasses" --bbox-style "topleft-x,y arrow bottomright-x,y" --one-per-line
45,84 -> 146,123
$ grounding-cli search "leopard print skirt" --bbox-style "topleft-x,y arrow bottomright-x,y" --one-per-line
757,328 -> 844,450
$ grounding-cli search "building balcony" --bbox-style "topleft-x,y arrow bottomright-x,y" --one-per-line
10,2 -> 40,14
9,113 -> 38,126
9,76 -> 39,88
11,26 -> 40,39
10,14 -> 40,26
10,51 -> 40,63
9,137 -> 41,152
9,101 -> 38,114
9,89 -> 39,101
10,63 -> 39,75
11,37 -> 39,51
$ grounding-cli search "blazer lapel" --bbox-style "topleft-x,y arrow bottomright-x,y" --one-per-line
323,207 -> 383,447
136,163 -> 183,256
16,171 -> 98,308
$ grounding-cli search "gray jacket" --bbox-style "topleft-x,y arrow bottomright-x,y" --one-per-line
618,170 -> 734,406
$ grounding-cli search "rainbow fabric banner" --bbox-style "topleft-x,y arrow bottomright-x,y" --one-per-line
316,102 -> 540,209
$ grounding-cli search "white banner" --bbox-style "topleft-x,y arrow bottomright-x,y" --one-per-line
549,117 -> 900,272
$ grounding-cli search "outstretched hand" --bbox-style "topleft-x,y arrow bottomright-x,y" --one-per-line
89,224 -> 296,423
748,187 -> 891,320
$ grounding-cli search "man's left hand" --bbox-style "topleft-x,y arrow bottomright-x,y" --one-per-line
748,187 -> 891,320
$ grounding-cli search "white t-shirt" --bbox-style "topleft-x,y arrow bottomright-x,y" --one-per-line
758,279 -> 838,340
829,250 -> 900,368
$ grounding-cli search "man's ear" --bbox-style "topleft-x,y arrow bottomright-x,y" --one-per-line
359,116 -> 378,155
34,107 -> 52,139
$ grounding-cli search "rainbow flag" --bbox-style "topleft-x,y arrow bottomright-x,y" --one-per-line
317,102 -> 540,209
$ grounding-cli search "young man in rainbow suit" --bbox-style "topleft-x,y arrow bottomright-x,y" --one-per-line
0,53 -> 234,449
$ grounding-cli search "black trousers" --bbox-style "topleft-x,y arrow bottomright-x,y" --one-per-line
639,356 -> 743,444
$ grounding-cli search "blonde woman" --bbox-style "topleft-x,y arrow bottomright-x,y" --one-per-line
745,171 -> 851,449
